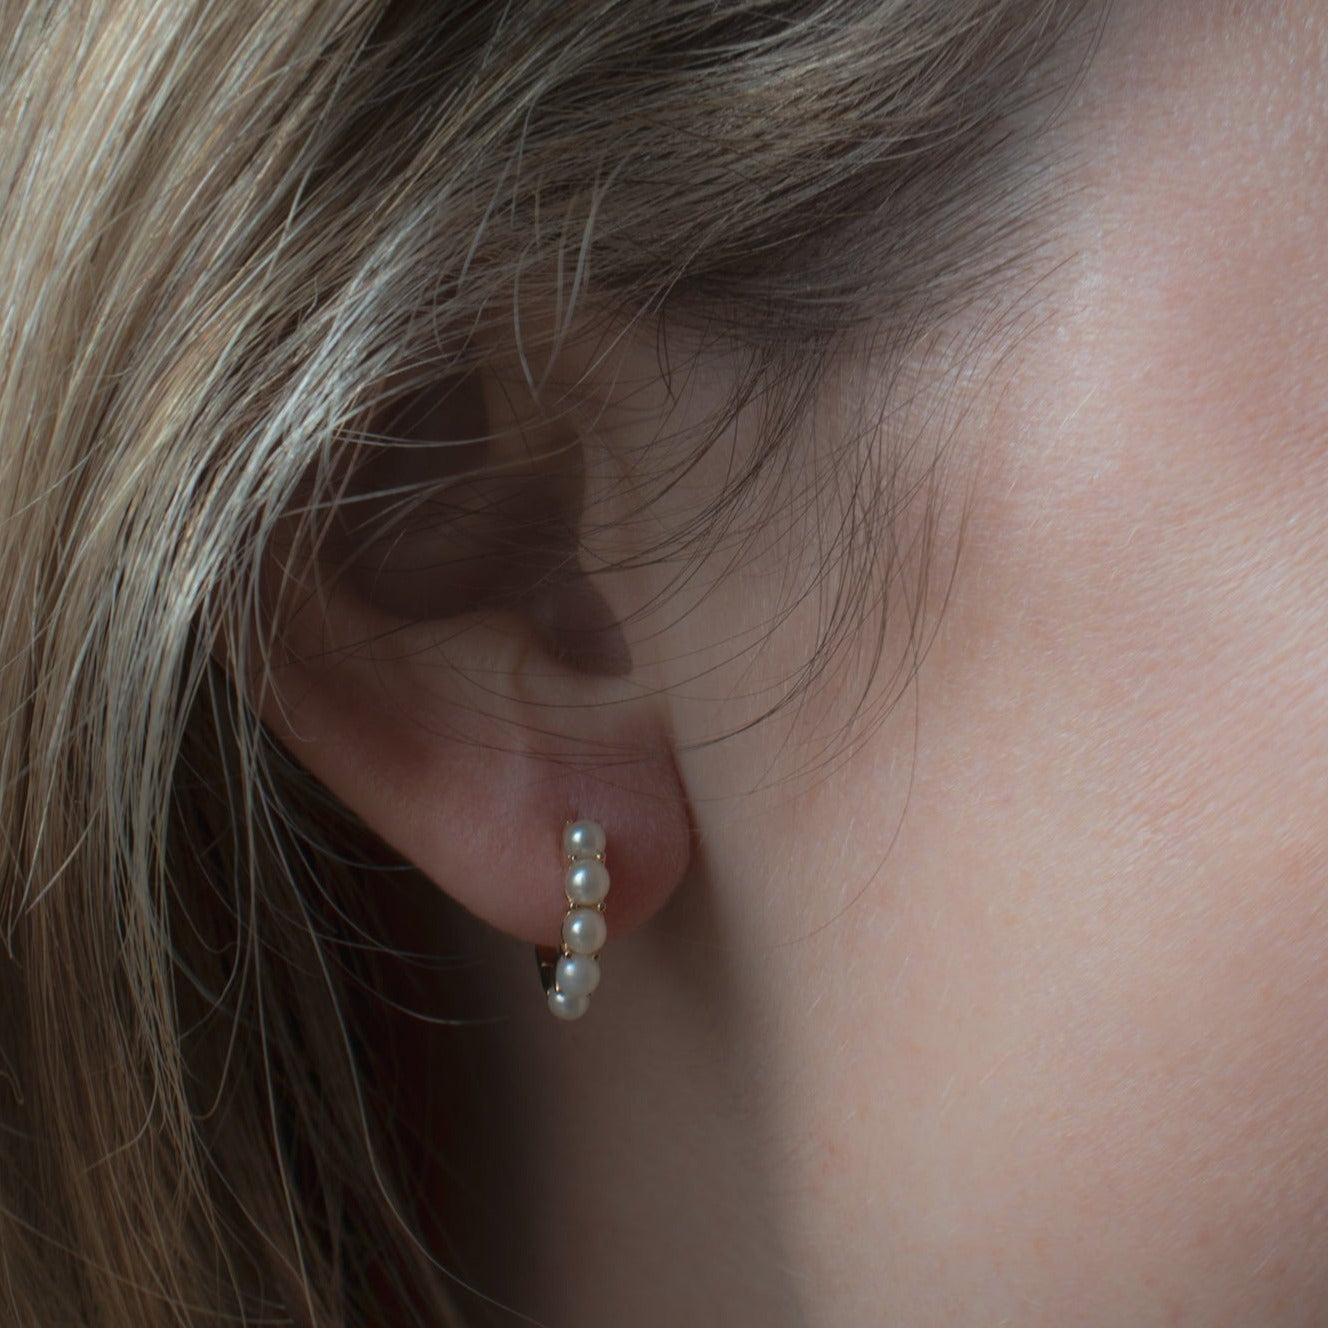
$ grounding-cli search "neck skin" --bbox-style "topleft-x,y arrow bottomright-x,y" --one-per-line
380,862 -> 806,1327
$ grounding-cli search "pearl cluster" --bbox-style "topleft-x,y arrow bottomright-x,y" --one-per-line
546,819 -> 610,1021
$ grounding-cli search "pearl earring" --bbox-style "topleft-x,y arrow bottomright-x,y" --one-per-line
538,819 -> 610,1021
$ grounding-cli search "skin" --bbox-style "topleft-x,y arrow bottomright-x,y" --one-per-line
269,1 -> 1328,1323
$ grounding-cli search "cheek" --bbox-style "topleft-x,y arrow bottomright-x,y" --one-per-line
862,359 -> 1328,1315
880,8 -> 1328,1316
974,0 -> 1328,971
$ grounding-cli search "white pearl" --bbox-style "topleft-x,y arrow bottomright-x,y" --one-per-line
548,988 -> 590,1021
562,907 -> 607,955
566,858 -> 610,906
563,819 -> 606,860
556,953 -> 601,998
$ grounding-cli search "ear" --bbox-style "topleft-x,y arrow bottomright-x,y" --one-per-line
249,360 -> 691,948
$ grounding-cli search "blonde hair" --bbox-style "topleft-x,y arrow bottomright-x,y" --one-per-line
0,1 -> 1088,1322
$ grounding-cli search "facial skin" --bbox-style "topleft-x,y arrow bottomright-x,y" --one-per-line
397,2 -> 1328,1324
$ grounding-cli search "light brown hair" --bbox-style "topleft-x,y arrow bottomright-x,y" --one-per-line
0,1 -> 1089,1322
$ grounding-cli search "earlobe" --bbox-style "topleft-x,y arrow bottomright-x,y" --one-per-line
249,366 -> 691,954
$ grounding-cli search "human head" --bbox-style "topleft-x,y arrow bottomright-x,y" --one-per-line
4,1 -> 1328,1324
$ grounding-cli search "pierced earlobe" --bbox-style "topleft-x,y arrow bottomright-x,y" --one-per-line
249,358 -> 693,960
538,818 -> 610,1021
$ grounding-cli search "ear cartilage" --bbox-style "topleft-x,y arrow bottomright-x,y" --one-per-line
539,819 -> 609,1021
